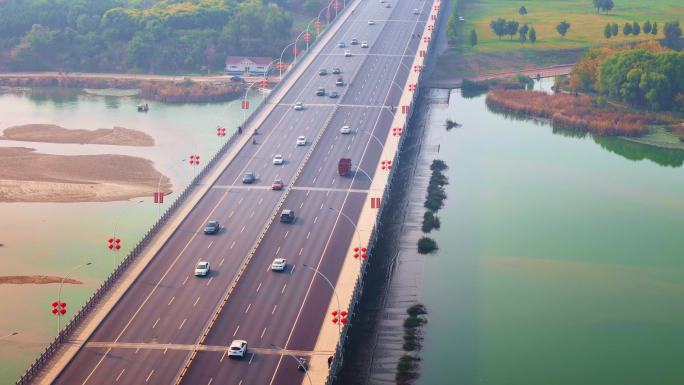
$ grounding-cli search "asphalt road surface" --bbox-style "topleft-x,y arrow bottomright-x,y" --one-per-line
51,0 -> 430,384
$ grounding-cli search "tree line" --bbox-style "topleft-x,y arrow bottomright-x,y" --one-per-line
0,0 -> 301,73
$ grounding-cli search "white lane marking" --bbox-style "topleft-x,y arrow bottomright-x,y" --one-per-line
260,327 -> 267,339
326,190 -> 330,197
276,246 -> 281,255
281,283 -> 287,294
299,248 -> 304,256
249,353 -> 255,365
284,231 -> 289,239
290,265 -> 296,275
115,369 -> 125,382
272,305 -> 278,315
207,241 -> 214,249
207,378 -> 213,385
306,190 -> 310,197
312,177 -> 317,184
206,277 -> 213,286
238,197 -> 244,204
233,325 -> 240,337
182,276 -> 189,286
220,351 -> 227,363
258,198 -> 263,205
193,296 -> 200,307
152,318 -> 160,329
230,241 -> 236,249
250,211 -> 255,218
219,257 -> 225,267
245,303 -> 252,313
167,297 -> 175,306
332,178 -> 336,185
239,380 -> 243,385
318,166 -> 323,173
145,369 -> 154,382
299,201 -> 304,209
306,232 -> 311,239
240,225 -> 246,233
163,348 -> 168,355
256,282 -> 262,293
320,203 -> 324,210
313,216 -> 318,224
229,210 -> 234,218
179,318 -> 186,330
135,348 -> 140,354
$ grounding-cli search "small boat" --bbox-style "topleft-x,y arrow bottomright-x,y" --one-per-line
137,103 -> 149,112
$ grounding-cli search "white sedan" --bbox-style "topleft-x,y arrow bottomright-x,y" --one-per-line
271,258 -> 287,271
294,102 -> 304,110
273,154 -> 284,165
296,136 -> 307,146
344,50 -> 352,57
194,261 -> 210,276
368,20 -> 375,25
340,125 -> 351,134
228,340 -> 248,358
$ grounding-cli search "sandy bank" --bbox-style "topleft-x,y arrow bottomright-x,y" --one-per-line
0,147 -> 171,202
0,276 -> 82,285
1,124 -> 154,146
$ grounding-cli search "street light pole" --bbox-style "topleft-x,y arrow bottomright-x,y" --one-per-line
328,207 -> 363,256
301,264 -> 342,334
57,262 -> 92,336
270,344 -> 314,385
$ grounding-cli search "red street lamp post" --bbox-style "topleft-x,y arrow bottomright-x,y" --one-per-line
302,264 -> 342,334
55,262 -> 92,337
107,237 -> 121,268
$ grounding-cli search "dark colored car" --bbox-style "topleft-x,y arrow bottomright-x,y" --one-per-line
332,67 -> 342,74
242,171 -> 256,184
329,91 -> 339,98
230,76 -> 243,82
203,221 -> 220,234
319,69 -> 328,76
280,209 -> 295,223
316,87 -> 325,96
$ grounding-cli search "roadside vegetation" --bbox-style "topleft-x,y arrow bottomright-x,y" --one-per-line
433,0 -> 683,82
418,160 -> 449,254
396,304 -> 428,385
0,0 -> 320,74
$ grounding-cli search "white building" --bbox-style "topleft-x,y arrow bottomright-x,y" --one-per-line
224,56 -> 272,76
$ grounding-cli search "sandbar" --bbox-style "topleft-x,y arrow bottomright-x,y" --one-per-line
0,124 -> 154,146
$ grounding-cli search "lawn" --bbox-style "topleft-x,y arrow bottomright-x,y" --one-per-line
431,0 -> 683,82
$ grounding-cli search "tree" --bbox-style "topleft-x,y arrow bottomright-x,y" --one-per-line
623,22 -> 632,35
519,6 -> 528,16
643,20 -> 652,34
519,24 -> 529,43
663,21 -> 682,46
556,21 -> 571,37
593,0 -> 614,13
611,23 -> 619,36
651,22 -> 658,35
489,18 -> 507,40
632,21 -> 640,36
604,23 -> 612,38
505,20 -> 520,40
529,27 -> 537,43
469,29 -> 478,47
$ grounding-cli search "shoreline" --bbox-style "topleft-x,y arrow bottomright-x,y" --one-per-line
0,125 -> 155,147
0,276 -> 83,285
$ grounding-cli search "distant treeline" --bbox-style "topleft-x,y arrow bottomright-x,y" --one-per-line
0,0 -> 309,74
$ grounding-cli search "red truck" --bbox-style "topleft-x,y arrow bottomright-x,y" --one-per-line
338,158 -> 352,176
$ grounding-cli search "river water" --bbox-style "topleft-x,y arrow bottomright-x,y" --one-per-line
0,88 -> 259,383
417,82 -> 684,385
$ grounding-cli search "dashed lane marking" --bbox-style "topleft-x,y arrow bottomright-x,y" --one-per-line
115,369 -> 125,382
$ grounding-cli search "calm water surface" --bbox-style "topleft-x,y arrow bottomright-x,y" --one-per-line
418,84 -> 684,385
0,88 -> 259,382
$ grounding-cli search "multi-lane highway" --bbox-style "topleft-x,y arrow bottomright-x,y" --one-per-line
50,0 -> 431,384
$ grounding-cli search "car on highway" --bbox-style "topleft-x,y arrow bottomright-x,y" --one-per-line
230,76 -> 242,82
271,179 -> 284,190
336,77 -> 344,86
316,86 -> 325,96
242,171 -> 256,184
329,91 -> 339,99
194,261 -> 210,276
458,16 -> 465,22
203,221 -> 220,234
228,340 -> 248,358
368,20 -> 375,25
273,154 -> 284,165
332,67 -> 342,74
413,8 -> 420,15
296,136 -> 307,146
340,125 -> 351,134
298,357 -> 308,371
319,68 -> 328,76
344,50 -> 352,57
294,101 -> 304,110
351,38 -> 359,45
338,41 -> 346,48
361,41 -> 369,48
280,209 -> 295,223
271,258 -> 287,271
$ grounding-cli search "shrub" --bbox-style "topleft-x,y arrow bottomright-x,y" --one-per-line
430,159 -> 448,171
407,303 -> 428,316
422,211 -> 441,233
418,237 -> 438,253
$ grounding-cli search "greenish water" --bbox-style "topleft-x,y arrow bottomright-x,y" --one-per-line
418,85 -> 684,385
0,88 -> 259,383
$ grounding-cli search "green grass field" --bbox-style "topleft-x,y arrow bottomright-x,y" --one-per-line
433,0 -> 684,81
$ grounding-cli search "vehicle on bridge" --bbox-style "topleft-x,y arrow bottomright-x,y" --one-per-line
296,136 -> 307,146
194,261 -> 210,276
338,158 -> 352,176
280,209 -> 295,223
332,67 -> 342,74
361,41 -> 369,48
242,171 -> 256,184
294,101 -> 304,110
351,38 -> 359,45
336,77 -> 344,86
344,50 -> 352,57
203,221 -> 220,234
340,125 -> 351,134
319,69 -> 328,76
228,340 -> 248,358
273,154 -> 284,165
271,258 -> 287,271
316,86 -> 326,96
329,91 -> 339,99
271,179 -> 284,190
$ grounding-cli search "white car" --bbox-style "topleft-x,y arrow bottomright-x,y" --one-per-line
344,50 -> 352,57
228,340 -> 248,358
294,102 -> 304,110
361,41 -> 369,48
296,136 -> 307,146
368,20 -> 375,25
194,261 -> 210,276
413,8 -> 420,15
271,258 -> 287,271
340,125 -> 351,134
273,154 -> 284,165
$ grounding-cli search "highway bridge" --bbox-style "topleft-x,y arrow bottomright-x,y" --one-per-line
32,0 -> 438,384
